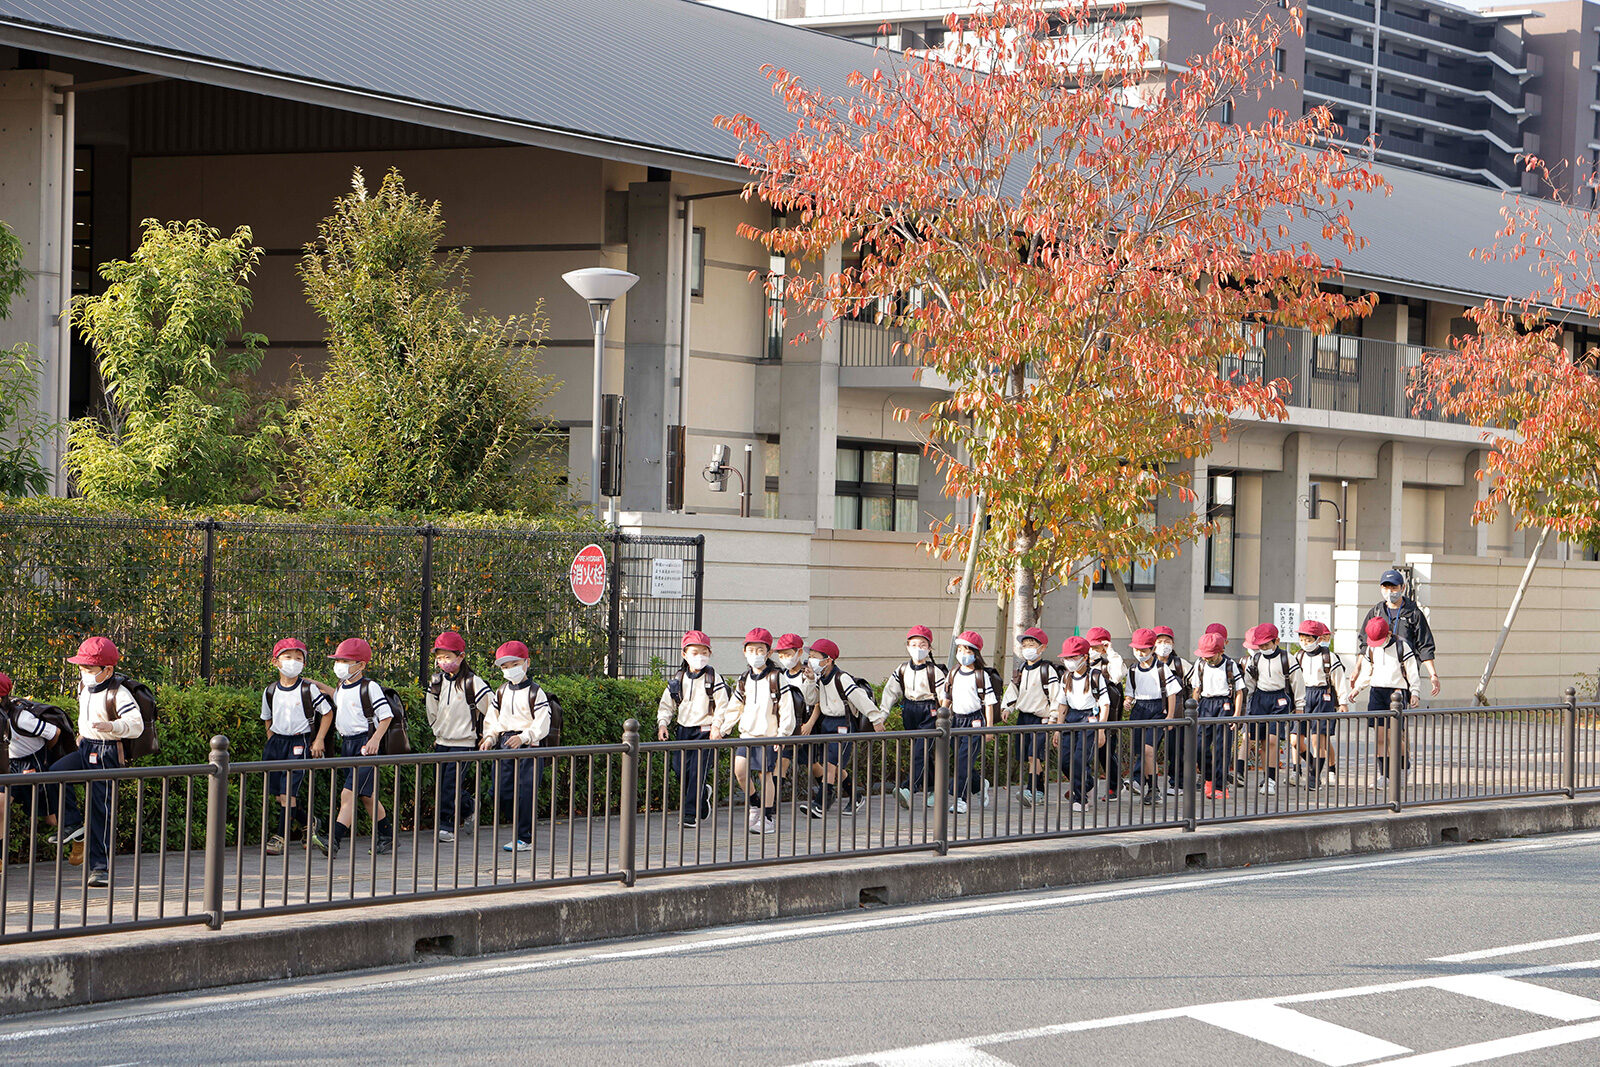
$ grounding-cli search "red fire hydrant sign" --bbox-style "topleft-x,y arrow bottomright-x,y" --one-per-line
569,543 -> 607,606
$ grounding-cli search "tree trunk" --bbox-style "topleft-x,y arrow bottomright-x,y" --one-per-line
1109,568 -> 1141,633
1474,525 -> 1550,706
1009,526 -> 1039,633
949,495 -> 986,666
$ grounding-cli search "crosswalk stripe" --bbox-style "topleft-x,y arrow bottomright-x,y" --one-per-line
1428,975 -> 1600,1021
876,1044 -> 1018,1067
1375,1019 -> 1600,1066
1185,1003 -> 1411,1066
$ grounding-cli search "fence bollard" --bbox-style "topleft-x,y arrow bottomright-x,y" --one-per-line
1563,687 -> 1578,799
619,718 -> 639,886
1388,690 -> 1405,813
203,735 -> 229,930
1182,699 -> 1198,832
932,707 -> 951,855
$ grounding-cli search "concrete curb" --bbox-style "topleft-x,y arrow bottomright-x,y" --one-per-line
4,796 -> 1598,1017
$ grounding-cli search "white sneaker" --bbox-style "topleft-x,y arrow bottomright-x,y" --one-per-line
758,816 -> 776,835
1326,768 -> 1338,786
1288,767 -> 1302,787
1128,778 -> 1144,796
502,840 -> 532,853
1020,789 -> 1036,808
1071,801 -> 1086,812
1258,777 -> 1278,796
437,828 -> 455,843
1376,773 -> 1389,791
747,808 -> 764,833
948,798 -> 968,814
925,794 -> 938,808
1165,783 -> 1180,796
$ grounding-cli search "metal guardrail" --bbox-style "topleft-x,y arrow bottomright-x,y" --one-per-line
1,691 -> 1592,943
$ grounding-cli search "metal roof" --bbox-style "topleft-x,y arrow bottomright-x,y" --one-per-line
0,0 -> 1580,307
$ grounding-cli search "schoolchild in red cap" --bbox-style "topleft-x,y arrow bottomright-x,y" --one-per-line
881,625 -> 947,809
656,630 -> 729,828
1290,619 -> 1346,791
1188,632 -> 1245,798
1124,628 -> 1182,806
1151,626 -> 1192,796
426,631 -> 494,843
311,637 -> 394,858
260,637 -> 333,855
1239,623 -> 1302,796
801,637 -> 884,818
479,640 -> 554,853
1348,616 -> 1422,789
1053,636 -> 1111,812
50,636 -> 144,886
772,633 -> 816,785
938,631 -> 999,815
723,628 -> 792,834
1003,627 -> 1059,807
1084,626 -> 1127,798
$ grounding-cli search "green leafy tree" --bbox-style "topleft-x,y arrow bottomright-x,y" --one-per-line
293,168 -> 568,514
66,219 -> 284,503
0,220 -> 59,495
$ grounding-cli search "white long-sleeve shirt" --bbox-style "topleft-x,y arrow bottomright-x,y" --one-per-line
1245,649 -> 1305,710
426,670 -> 494,748
1090,648 -> 1127,687
1298,649 -> 1349,694
656,668 -> 730,730
783,667 -> 818,718
1056,668 -> 1111,717
484,682 -> 552,746
78,679 -> 142,743
816,668 -> 884,726
261,681 -> 333,736
724,666 -> 796,738
332,678 -> 391,739
1350,638 -> 1421,697
1003,661 -> 1061,715
880,659 -> 946,714
8,702 -> 61,759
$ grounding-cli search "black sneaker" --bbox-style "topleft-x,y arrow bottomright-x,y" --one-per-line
1142,790 -> 1157,806
311,828 -> 331,855
839,795 -> 857,815
681,815 -> 698,828
86,869 -> 109,888
807,801 -> 826,819
372,836 -> 393,856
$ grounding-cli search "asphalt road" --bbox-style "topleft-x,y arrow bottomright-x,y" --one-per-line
7,831 -> 1600,1066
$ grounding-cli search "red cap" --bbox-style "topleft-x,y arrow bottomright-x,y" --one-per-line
0,672 -> 11,699
1298,619 -> 1330,639
433,631 -> 466,655
1205,623 -> 1229,639
810,638 -> 841,660
1018,626 -> 1048,646
1196,633 -> 1227,658
1060,636 -> 1090,658
774,633 -> 805,652
681,630 -> 711,651
1085,627 -> 1112,644
1153,626 -> 1175,640
1245,624 -> 1279,650
743,627 -> 774,647
906,625 -> 934,642
329,637 -> 372,663
955,630 -> 984,652
495,640 -> 531,663
272,638 -> 308,660
1130,628 -> 1157,650
1364,617 -> 1391,646
68,636 -> 120,668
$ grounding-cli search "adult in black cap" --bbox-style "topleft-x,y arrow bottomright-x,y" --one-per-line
1363,568 -> 1439,697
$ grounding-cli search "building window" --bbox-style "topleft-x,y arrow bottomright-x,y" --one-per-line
763,439 -> 780,519
1205,471 -> 1237,594
1311,332 -> 1360,381
689,227 -> 706,298
835,442 -> 921,532
1274,48 -> 1286,73
1093,507 -> 1156,592
1220,99 -> 1235,124
765,253 -> 785,361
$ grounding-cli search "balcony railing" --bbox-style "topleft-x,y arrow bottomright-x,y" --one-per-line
839,317 -> 918,367
1305,73 -> 1370,107
1379,8 -> 1492,55
1231,324 -> 1459,422
1309,0 -> 1377,26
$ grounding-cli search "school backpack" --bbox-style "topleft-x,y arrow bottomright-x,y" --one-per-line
11,698 -> 76,759
428,670 -> 489,742
735,670 -> 783,726
941,665 -> 1003,718
106,674 -> 160,761
359,682 -> 412,756
1010,660 -> 1061,701
829,672 -> 875,733
1164,656 -> 1193,703
491,683 -> 562,747
261,681 -> 329,734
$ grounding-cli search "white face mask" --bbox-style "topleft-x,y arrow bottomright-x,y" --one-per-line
1137,650 -> 1155,663
332,662 -> 355,682
79,668 -> 100,689
957,650 -> 976,667
1019,646 -> 1041,663
1300,639 -> 1321,653
1154,641 -> 1174,658
501,663 -> 528,684
777,652 -> 799,671
808,656 -> 825,674
907,645 -> 930,663
1065,656 -> 1087,672
279,657 -> 305,679
1260,644 -> 1278,656
745,650 -> 769,671
685,653 -> 710,673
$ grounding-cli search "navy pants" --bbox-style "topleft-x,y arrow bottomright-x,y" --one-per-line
950,712 -> 986,799
263,731 -> 311,799
494,733 -> 541,844
1059,712 -> 1095,803
52,740 -> 123,872
8,752 -> 54,819
899,699 -> 938,792
1098,687 -> 1123,785
1197,696 -> 1234,785
1130,699 -> 1169,783
674,723 -> 713,818
434,743 -> 478,830
340,733 -> 377,797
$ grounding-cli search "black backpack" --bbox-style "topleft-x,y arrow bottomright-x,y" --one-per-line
428,671 -> 489,742
11,698 -> 76,759
262,681 -> 329,734
491,683 -> 562,747
358,682 -> 412,755
104,674 -> 159,761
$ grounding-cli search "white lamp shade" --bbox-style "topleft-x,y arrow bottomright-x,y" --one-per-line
563,267 -> 639,304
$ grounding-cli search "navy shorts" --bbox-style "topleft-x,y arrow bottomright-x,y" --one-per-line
340,732 -> 378,797
263,731 -> 312,796
737,744 -> 780,773
1248,689 -> 1294,739
1017,711 -> 1050,760
816,715 -> 855,765
1130,698 -> 1169,751
1300,686 -> 1338,736
1366,686 -> 1408,728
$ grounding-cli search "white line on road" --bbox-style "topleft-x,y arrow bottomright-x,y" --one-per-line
1184,1002 -> 1411,1065
1375,1020 -> 1600,1066
1431,931 -> 1600,963
1428,974 -> 1600,1021
2,830 -> 1598,1045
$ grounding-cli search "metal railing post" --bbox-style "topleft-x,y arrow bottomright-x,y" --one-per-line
1182,700 -> 1198,832
203,735 -> 230,930
619,719 -> 639,886
692,534 -> 706,632
417,524 -> 436,688
1564,686 -> 1578,799
607,531 -> 623,679
198,519 -> 217,684
932,707 -> 951,855
1388,690 -> 1405,813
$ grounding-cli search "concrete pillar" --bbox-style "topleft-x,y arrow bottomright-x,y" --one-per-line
1259,433 -> 1310,618
1154,455 -> 1209,650
1442,448 -> 1491,556
621,180 -> 685,513
1039,583 -> 1089,642
1355,441 -> 1404,559
778,244 -> 841,525
0,71 -> 71,493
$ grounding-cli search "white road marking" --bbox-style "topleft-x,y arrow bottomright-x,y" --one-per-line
1431,932 -> 1600,964
1375,1020 -> 1600,1066
877,1045 -> 1017,1066
1429,975 -> 1600,1021
1,831 -> 1596,1044
1184,1003 -> 1410,1065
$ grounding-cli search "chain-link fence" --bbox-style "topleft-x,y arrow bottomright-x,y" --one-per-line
0,516 -> 703,691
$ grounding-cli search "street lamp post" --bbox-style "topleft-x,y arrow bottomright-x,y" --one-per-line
563,267 -> 639,522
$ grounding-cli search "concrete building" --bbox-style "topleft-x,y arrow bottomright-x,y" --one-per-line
0,0 -> 1595,700
1524,0 -> 1600,201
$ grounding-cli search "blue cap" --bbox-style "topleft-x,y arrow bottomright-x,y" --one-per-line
1380,569 -> 1405,587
